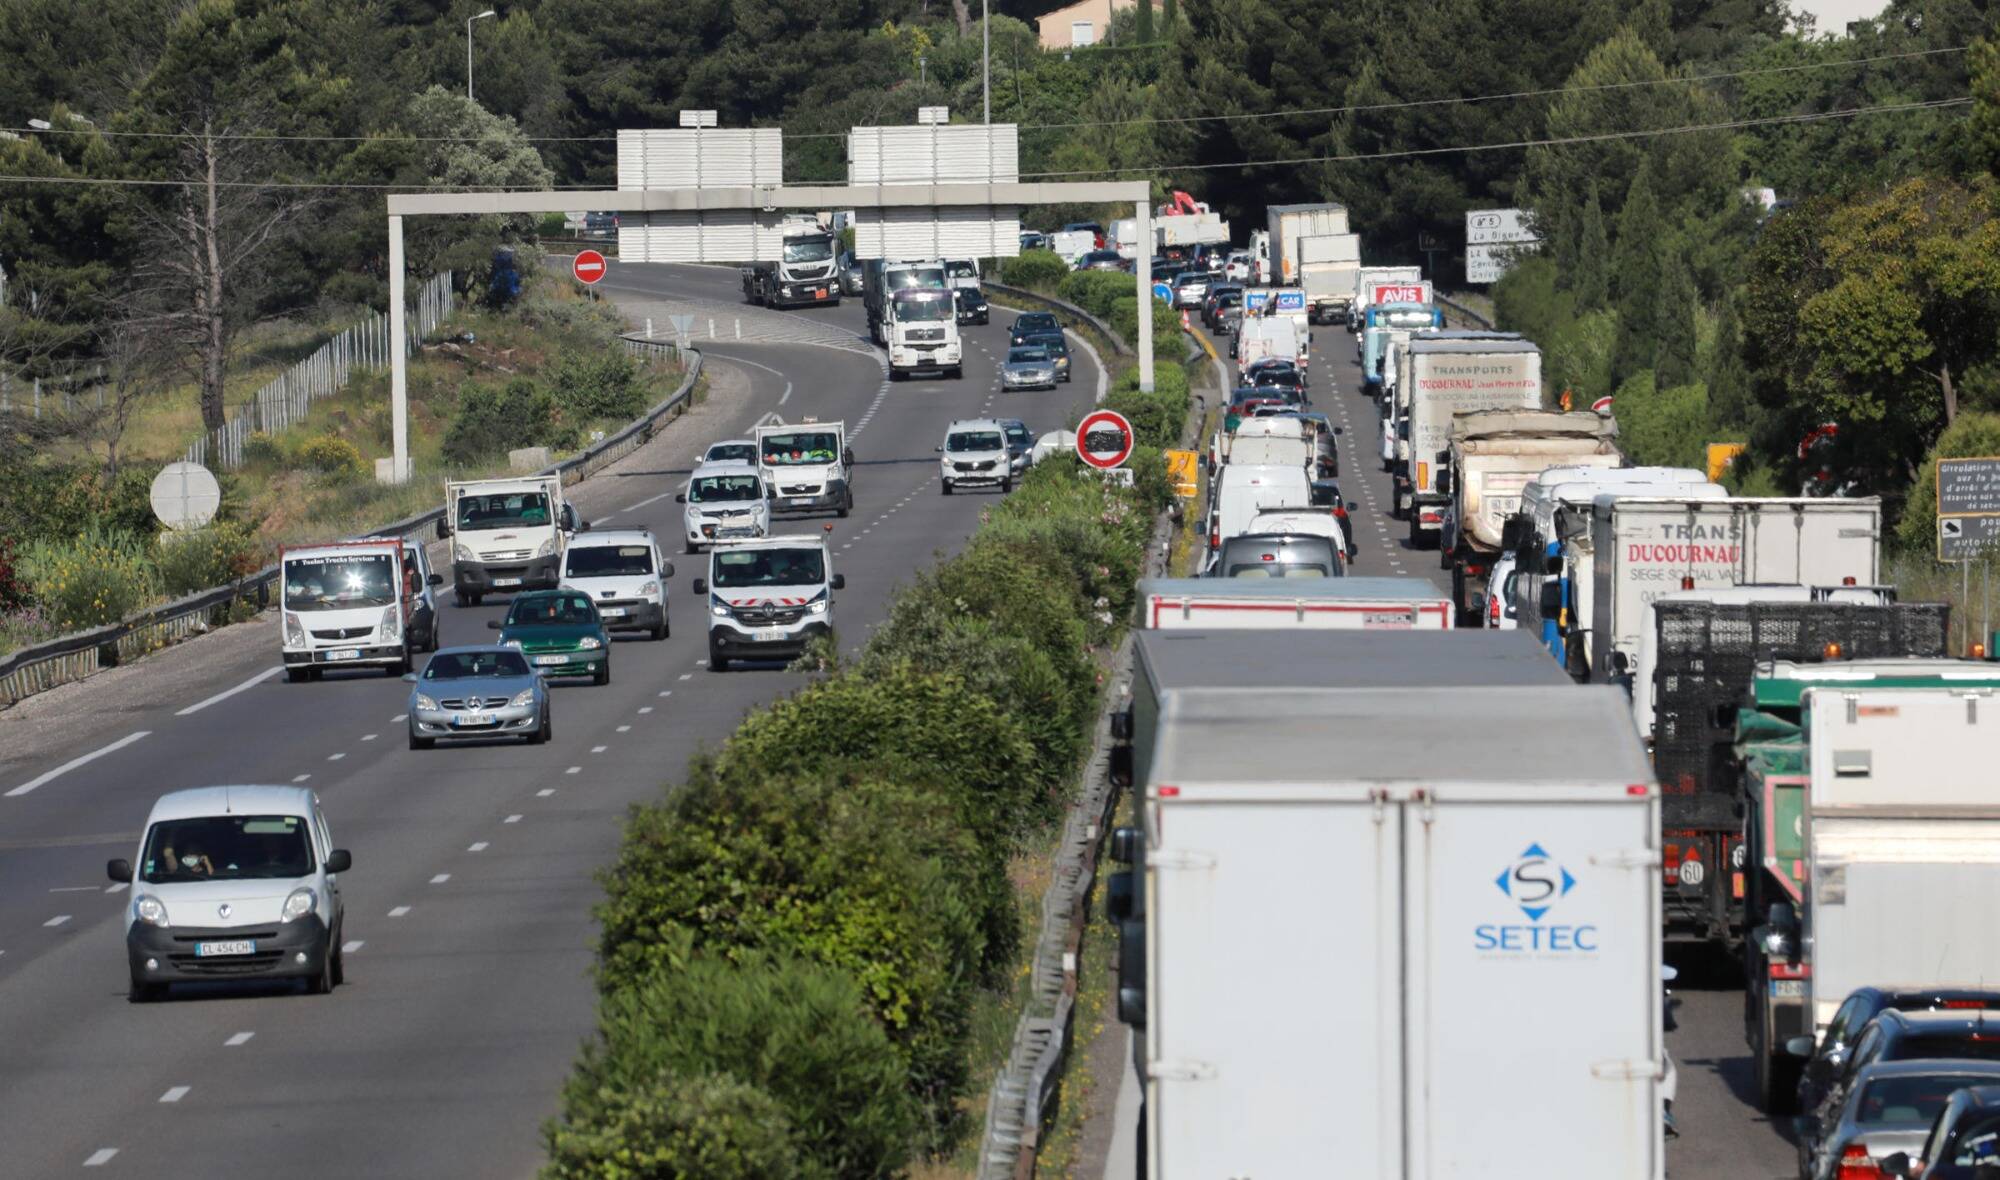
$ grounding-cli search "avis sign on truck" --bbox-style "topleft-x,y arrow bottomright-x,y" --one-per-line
1371,281 -> 1432,307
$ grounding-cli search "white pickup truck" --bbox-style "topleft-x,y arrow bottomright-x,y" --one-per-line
438,475 -> 585,606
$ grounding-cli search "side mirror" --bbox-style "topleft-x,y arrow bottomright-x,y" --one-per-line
560,505 -> 577,530
1539,583 -> 1563,618
487,620 -> 503,630
402,672 -> 419,683
1879,1154 -> 1911,1179
427,573 -> 443,586
324,849 -> 352,874
1110,825 -> 1142,865
1436,470 -> 1454,497
830,573 -> 846,591
107,858 -> 133,884
1768,900 -> 1799,931
661,561 -> 675,579
1333,425 -> 1344,435
1785,1035 -> 1817,1059
935,445 -> 944,453
675,493 -> 687,503
578,520 -> 592,533
1501,517 -> 1524,551
1610,651 -> 1630,677
436,518 -> 452,539
691,578 -> 706,595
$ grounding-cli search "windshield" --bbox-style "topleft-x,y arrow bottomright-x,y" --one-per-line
888,268 -> 944,290
423,650 -> 531,679
1226,561 -> 1333,578
948,431 -> 1004,453
141,814 -> 314,884
691,474 -> 763,503
285,553 -> 396,611
782,237 -> 834,263
705,443 -> 755,464
504,593 -> 597,627
713,547 -> 825,588
1385,309 -> 1436,328
566,545 -> 654,577
1004,424 -> 1032,446
456,491 -> 550,531
1895,1037 -> 2000,1064
761,431 -> 840,465
946,260 -> 977,278
895,294 -> 954,322
1016,314 -> 1059,334
1855,1076 -> 1970,1126
1008,348 -> 1050,364
1030,336 -> 1067,355
1951,1117 -> 2000,1165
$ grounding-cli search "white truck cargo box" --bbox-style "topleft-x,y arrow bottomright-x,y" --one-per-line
1138,576 -> 1451,630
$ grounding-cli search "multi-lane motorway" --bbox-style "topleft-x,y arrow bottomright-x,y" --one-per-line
0,261 -> 1104,1176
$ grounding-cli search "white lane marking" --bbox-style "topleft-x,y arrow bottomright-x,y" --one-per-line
176,666 -> 282,716
49,886 -> 97,893
590,745 -> 607,754
360,733 -> 377,742
341,940 -> 364,954
693,659 -> 707,667
678,673 -> 693,681
657,690 -> 672,697
389,906 -> 410,917
430,874 -> 451,884
637,706 -> 654,714
327,752 -> 346,762
292,774 -> 311,783
44,915 -> 70,927
565,766 -> 581,775
84,1149 -> 118,1167
536,788 -> 555,797
225,1032 -> 255,1047
619,489 -> 677,515
468,842 -> 488,852
159,1086 -> 189,1103
720,354 -> 795,405
105,883 -> 128,894
6,731 -> 152,798
504,814 -> 522,824
616,725 -> 631,733
391,714 -> 407,723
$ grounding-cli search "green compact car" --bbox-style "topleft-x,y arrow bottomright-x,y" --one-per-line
487,589 -> 611,685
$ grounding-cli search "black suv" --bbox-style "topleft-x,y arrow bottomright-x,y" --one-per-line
1010,312 -> 1061,346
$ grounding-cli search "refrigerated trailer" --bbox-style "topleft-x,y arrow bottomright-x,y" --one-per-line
1109,628 -> 1663,1180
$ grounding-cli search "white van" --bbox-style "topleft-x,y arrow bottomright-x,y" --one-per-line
678,460 -> 772,553
279,539 -> 430,681
691,535 -> 845,671
1208,463 -> 1313,554
560,529 -> 673,640
109,785 -> 351,1001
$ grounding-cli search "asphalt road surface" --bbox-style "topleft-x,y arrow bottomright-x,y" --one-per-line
0,261 -> 1105,1178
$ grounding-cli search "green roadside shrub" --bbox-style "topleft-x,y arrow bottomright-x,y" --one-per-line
972,461 -> 1152,634
1899,412 -> 2000,554
556,949 -> 918,1180
443,377 -> 570,464
541,1071 -> 805,1180
998,250 -> 1068,290
240,432 -> 284,466
1056,270 -> 1134,318
537,212 -> 568,237
1107,293 -> 1182,359
1105,363 -> 1191,449
548,348 -> 645,420
19,525 -> 156,629
154,522 -> 266,597
296,433 -> 367,479
595,763 -> 994,1141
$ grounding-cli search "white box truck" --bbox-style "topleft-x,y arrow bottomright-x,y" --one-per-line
1585,497 -> 1883,685
1266,202 -> 1350,286
1299,232 -> 1362,324
1350,264 -> 1424,334
1108,630 -> 1664,1180
755,419 -> 855,518
1138,576 -> 1452,630
439,474 -> 579,606
1400,337 -> 1542,542
741,218 -> 841,309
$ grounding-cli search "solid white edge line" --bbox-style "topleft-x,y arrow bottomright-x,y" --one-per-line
719,353 -> 795,405
176,666 -> 283,716
6,731 -> 152,798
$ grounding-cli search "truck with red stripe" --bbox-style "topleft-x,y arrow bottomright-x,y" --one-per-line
689,534 -> 844,672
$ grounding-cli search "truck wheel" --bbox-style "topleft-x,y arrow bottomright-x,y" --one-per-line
949,366 -> 963,379
889,368 -> 904,382
129,977 -> 166,1004
287,667 -> 311,684
709,649 -> 729,672
455,590 -> 471,608
1564,633 -> 1590,681
1451,565 -> 1467,621
1757,1049 -> 1801,1115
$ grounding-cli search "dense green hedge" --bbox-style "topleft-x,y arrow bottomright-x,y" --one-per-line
545,453 -> 1171,1174
997,249 -> 1068,289
1104,363 -> 1192,450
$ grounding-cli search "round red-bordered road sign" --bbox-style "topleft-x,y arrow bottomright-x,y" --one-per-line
572,249 -> 608,285
1076,409 -> 1135,470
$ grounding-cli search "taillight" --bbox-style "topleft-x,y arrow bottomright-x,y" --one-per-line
1837,1144 -> 1879,1179
1209,532 -> 1219,550
1489,593 -> 1501,627
1333,505 -> 1348,519
1420,511 -> 1442,524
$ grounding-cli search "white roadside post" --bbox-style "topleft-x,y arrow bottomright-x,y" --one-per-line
387,214 -> 409,484
1136,198 -> 1154,392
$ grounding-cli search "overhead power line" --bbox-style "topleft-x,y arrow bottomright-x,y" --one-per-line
0,95 -> 1968,192
0,45 -> 1968,147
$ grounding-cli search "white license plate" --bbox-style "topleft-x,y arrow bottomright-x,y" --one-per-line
321,649 -> 359,661
452,714 -> 496,727
196,940 -> 255,957
1771,979 -> 1805,1000
493,577 -> 522,587
754,628 -> 787,642
535,654 -> 568,666
783,497 -> 811,506
599,607 -> 626,618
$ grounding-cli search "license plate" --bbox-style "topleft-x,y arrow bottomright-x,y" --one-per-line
599,607 -> 626,618
1772,979 -> 1805,1000
196,940 -> 255,957
493,577 -> 522,587
452,714 -> 496,727
814,289 -> 828,300
321,649 -> 359,661
535,654 -> 568,666
783,497 -> 811,506
754,628 -> 787,642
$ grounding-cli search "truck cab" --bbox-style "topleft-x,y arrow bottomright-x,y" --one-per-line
280,539 -> 433,681
691,535 -> 844,671
742,219 -> 840,309
755,420 -> 853,519
886,287 -> 964,379
438,475 -> 584,606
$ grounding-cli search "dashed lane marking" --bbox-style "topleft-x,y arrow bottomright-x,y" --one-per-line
536,788 -> 555,797
468,842 -> 488,853
225,1032 -> 254,1047
292,774 -> 311,783
388,906 -> 411,917
159,1087 -> 189,1104
430,874 -> 451,884
504,814 -> 522,824
176,667 -> 283,716
44,915 -> 70,927
341,940 -> 363,954
84,1150 -> 118,1167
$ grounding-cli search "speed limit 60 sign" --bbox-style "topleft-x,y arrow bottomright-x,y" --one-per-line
1076,409 -> 1135,470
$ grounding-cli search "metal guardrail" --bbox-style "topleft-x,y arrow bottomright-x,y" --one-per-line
984,281 -> 1133,356
1437,292 -> 1494,329
0,348 -> 702,711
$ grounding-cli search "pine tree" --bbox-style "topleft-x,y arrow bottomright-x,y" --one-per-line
1137,0 -> 1154,42
1161,0 -> 1178,34
1708,294 -> 1752,427
1653,245 -> 1698,389
1573,183 -> 1610,309
1611,161 -> 1663,383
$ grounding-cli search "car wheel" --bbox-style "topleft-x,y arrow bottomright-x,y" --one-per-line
391,646 -> 411,676
306,940 -> 334,995
287,667 -> 311,684
530,707 -> 551,745
651,619 -> 668,641
329,933 -> 346,987
128,977 -> 166,1004
1063,372 -> 1072,383
469,592 -> 484,607
942,480 -> 954,495
1001,478 -> 1014,493
593,659 -> 610,687
455,590 -> 470,608
409,728 -> 434,751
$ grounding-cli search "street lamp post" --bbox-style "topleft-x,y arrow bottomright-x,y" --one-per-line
983,0 -> 990,124
467,9 -> 497,102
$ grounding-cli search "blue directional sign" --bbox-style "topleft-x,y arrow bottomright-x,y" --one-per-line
1152,281 -> 1173,303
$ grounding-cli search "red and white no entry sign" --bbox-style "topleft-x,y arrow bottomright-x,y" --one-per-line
572,249 -> 607,285
1076,409 -> 1135,470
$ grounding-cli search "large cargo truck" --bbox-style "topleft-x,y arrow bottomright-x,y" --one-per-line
1265,203 -> 1350,288
1298,233 -> 1362,325
1399,337 -> 1543,545
1137,576 -> 1452,631
741,218 -> 841,309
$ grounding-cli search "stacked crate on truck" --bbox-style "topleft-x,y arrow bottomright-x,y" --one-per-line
1647,600 -> 1951,948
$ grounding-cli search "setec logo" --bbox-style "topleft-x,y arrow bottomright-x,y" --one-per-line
1475,843 -> 1600,955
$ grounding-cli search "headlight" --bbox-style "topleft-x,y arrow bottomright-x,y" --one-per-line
639,581 -> 661,597
413,693 -> 440,711
576,635 -> 602,650
280,886 -> 316,924
711,604 -> 731,618
535,538 -> 558,559
380,605 -> 401,641
503,638 -> 523,650
809,599 -> 828,615
134,894 -> 169,928
509,688 -> 536,708
454,544 -> 475,564
284,612 -> 305,645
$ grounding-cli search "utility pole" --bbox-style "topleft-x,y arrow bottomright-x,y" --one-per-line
983,0 -> 991,124
467,9 -> 496,102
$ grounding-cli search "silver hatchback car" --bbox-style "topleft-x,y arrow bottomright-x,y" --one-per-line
405,645 -> 551,749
